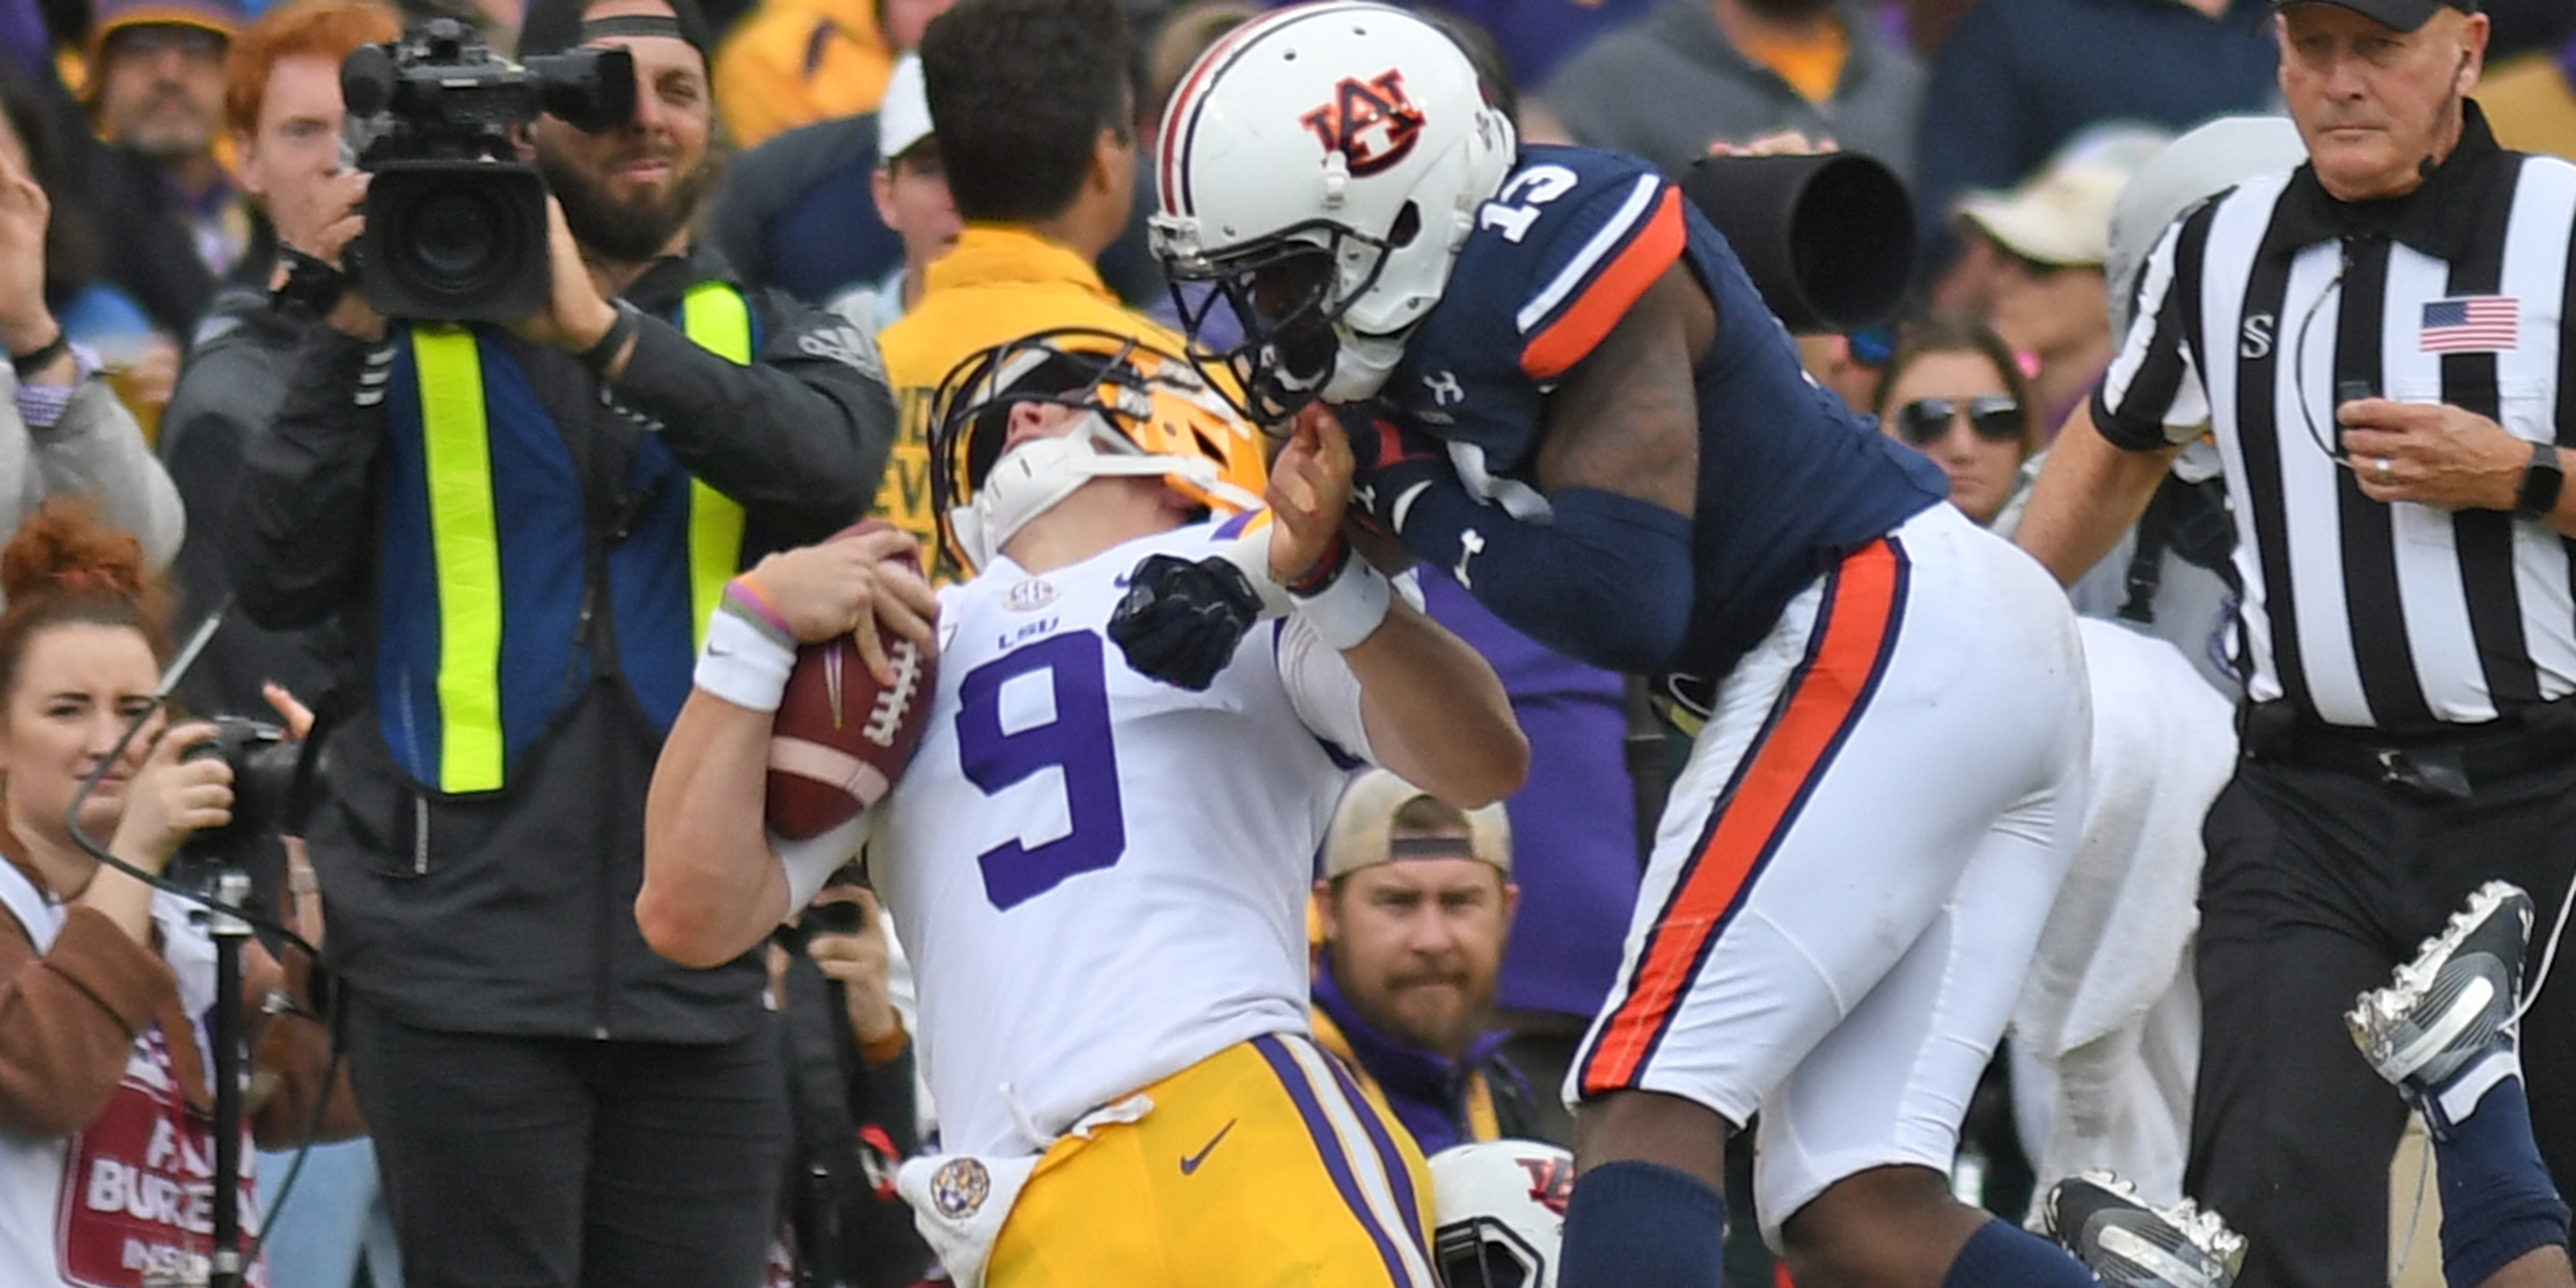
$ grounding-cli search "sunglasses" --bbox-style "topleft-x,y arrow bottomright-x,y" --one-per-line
1893,395 -> 2024,447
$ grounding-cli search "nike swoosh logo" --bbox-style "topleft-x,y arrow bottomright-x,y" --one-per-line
1180,1119 -> 1236,1175
1114,572 -> 1135,588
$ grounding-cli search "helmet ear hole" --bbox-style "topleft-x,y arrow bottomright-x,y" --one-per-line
1388,201 -> 1423,250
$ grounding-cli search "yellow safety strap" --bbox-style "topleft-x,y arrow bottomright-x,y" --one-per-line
411,284 -> 754,791
680,282 -> 751,650
412,326 -> 506,793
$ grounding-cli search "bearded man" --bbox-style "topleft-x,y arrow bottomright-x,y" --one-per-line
220,0 -> 899,1281
1532,0 -> 1926,185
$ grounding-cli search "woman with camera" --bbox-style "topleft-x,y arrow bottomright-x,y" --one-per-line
0,497 -> 354,1287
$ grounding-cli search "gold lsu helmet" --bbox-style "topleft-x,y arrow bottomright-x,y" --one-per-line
928,328 -> 1269,574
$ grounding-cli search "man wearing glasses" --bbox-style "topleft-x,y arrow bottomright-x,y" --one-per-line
2021,2 -> 2576,1285
83,0 -> 254,342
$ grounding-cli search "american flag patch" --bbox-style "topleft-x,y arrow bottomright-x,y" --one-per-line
2420,297 -> 2519,353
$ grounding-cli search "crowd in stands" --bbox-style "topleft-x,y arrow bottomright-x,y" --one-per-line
1,0 -> 2574,1283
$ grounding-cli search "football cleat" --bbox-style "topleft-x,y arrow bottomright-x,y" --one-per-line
2346,880 -> 2531,1133
2041,1171 -> 2245,1288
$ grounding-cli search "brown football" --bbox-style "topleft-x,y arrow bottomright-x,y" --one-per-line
765,629 -> 937,840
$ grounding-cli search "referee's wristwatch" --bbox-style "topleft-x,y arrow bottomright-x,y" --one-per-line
2514,440 -> 2565,521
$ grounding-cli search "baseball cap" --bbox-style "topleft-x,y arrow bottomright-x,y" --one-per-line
1324,770 -> 1513,881
90,0 -> 244,58
878,53 -> 932,164
518,0 -> 714,62
2273,0 -> 2477,33
1954,124 -> 2172,270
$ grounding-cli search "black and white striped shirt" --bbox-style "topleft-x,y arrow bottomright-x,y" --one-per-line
2098,104 -> 2576,731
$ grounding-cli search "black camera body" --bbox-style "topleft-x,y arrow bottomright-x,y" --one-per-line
172,716 -> 310,884
340,18 -> 634,322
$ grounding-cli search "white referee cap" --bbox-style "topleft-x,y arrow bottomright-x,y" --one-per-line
878,53 -> 934,164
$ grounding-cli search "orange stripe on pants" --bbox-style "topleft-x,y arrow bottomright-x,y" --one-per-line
1582,540 -> 1905,1094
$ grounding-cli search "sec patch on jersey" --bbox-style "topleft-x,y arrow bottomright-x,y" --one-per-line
767,628 -> 938,839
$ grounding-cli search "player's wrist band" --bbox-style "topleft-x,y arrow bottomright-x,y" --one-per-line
1280,533 -> 1349,596
696,598 -> 798,712
1290,544 -> 1391,651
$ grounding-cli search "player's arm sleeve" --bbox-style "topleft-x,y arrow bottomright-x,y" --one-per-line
1274,570 -> 1433,763
2091,215 -> 2212,451
772,811 -> 873,915
1388,479 -> 1694,675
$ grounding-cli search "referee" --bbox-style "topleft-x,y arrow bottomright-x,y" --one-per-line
2018,1 -> 2576,1285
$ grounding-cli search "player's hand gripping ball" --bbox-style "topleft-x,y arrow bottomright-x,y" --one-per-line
765,527 -> 940,839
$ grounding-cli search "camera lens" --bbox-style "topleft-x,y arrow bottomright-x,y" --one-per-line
397,186 -> 507,287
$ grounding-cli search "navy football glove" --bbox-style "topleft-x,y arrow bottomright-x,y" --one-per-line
1340,405 -> 1450,538
1108,553 -> 1264,691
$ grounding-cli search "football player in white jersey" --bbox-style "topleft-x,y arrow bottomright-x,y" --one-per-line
638,329 -> 1526,1287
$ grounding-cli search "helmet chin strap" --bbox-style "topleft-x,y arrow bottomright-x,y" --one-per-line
952,413 -> 1235,568
1323,328 -> 1409,402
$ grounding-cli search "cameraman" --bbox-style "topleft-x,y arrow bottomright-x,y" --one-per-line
220,0 -> 899,1282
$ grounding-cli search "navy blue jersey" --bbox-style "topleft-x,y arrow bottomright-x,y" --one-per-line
1380,144 -> 1945,676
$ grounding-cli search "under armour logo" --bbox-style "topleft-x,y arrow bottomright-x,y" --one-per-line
1454,529 -> 1485,589
1422,370 -> 1465,407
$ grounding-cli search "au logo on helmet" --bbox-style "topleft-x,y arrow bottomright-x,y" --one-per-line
1517,1152 -> 1573,1217
1299,70 -> 1426,177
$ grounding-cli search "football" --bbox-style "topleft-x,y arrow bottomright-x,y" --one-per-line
765,624 -> 938,841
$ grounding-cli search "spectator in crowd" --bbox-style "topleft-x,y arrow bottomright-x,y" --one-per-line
219,0 -> 898,1280
712,0 -> 952,147
0,497 -> 358,1288
2017,1 -> 2576,1283
769,876 -> 931,1288
701,91 -> 907,305
868,0 -> 1167,572
1536,0 -> 1925,186
159,0 -> 392,723
1949,124 -> 2169,431
1909,0 -> 2279,289
82,0 -> 254,368
1872,313 -> 2040,528
0,62 -> 182,580
820,53 -> 956,331
1312,769 -> 1548,1157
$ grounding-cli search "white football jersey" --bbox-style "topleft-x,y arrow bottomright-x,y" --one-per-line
797,518 -> 1378,1157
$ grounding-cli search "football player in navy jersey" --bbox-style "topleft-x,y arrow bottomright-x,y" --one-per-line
1122,4 -> 2246,1287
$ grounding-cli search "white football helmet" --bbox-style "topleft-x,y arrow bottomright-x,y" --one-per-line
1430,1139 -> 1571,1288
1153,0 -> 1514,422
927,328 -> 1268,573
